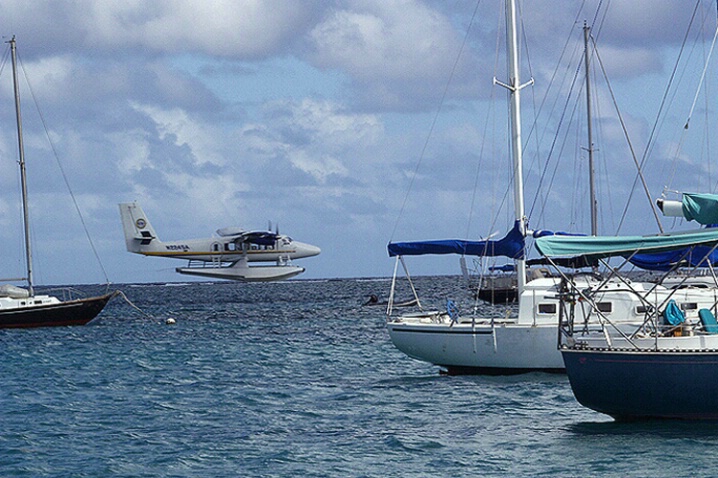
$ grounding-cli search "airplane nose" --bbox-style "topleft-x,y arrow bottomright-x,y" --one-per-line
298,242 -> 321,258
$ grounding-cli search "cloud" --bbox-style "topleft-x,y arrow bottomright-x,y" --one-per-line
2,0 -> 320,59
307,0 -> 479,110
0,0 -> 714,284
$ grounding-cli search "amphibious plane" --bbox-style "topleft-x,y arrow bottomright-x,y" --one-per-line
119,202 -> 320,282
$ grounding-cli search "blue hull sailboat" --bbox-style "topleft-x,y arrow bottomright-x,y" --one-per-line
537,201 -> 718,420
562,348 -> 718,420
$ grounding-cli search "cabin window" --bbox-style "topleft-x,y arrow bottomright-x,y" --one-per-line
597,302 -> 612,313
213,244 -> 219,252
636,305 -> 648,314
250,244 -> 258,251
538,303 -> 556,314
681,302 -> 698,311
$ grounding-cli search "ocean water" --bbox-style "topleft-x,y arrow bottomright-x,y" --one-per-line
2,276 -> 718,477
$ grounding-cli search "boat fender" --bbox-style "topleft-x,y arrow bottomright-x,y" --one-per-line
447,300 -> 459,324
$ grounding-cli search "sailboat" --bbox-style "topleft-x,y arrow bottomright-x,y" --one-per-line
0,37 -> 115,328
384,9 -> 712,374
385,1 -> 572,374
539,209 -> 718,420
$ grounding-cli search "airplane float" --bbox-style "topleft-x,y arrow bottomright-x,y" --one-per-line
119,202 -> 320,282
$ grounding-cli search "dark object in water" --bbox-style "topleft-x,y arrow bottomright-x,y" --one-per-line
364,294 -> 417,307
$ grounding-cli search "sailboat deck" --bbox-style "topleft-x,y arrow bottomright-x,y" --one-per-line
0,294 -> 60,310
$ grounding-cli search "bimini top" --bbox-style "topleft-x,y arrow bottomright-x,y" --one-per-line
535,227 -> 718,260
387,220 -> 524,259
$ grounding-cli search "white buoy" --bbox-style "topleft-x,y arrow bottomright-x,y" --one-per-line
166,318 -> 176,325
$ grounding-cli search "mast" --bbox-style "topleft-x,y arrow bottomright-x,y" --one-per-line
10,37 -> 34,296
495,0 -> 531,294
583,22 -> 598,236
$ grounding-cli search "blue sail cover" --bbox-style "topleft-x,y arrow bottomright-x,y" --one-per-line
628,205 -> 718,269
387,220 -> 524,259
532,229 -> 586,238
629,246 -> 718,271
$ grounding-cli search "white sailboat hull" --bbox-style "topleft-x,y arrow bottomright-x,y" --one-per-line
387,319 -> 562,374
386,277 -> 718,374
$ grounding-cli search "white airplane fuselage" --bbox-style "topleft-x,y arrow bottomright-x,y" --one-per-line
133,236 -> 320,263
119,202 -> 320,281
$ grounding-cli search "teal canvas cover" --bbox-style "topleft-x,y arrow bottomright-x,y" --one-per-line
662,299 -> 685,326
682,192 -> 718,225
699,309 -> 718,334
534,228 -> 718,260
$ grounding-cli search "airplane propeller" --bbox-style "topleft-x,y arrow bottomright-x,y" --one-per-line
268,220 -> 279,235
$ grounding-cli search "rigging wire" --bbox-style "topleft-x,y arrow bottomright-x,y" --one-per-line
590,62 -> 617,234
676,2 -> 718,194
484,1 -> 512,242
466,0 -> 498,241
529,33 -> 583,224
15,49 -> 111,285
526,3 -> 590,224
0,45 -> 28,278
616,0 -> 703,233
389,0 -> 483,243
684,7 -> 718,131
591,37 -> 663,234
668,2 -> 718,193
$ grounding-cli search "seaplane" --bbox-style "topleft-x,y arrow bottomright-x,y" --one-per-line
119,202 -> 321,282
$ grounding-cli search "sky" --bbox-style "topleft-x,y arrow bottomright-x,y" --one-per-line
0,0 -> 716,285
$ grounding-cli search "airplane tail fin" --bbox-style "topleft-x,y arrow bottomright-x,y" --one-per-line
118,202 -> 160,253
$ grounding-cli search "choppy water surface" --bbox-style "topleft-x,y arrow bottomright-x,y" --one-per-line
2,277 -> 718,477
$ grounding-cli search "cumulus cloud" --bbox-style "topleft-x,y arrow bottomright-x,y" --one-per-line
241,98 -> 383,185
0,0 -> 711,282
307,0 -> 478,110
1,0 -> 319,58
130,102 -> 226,167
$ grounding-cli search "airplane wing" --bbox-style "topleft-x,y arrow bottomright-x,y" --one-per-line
234,231 -> 279,246
217,227 -> 279,246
